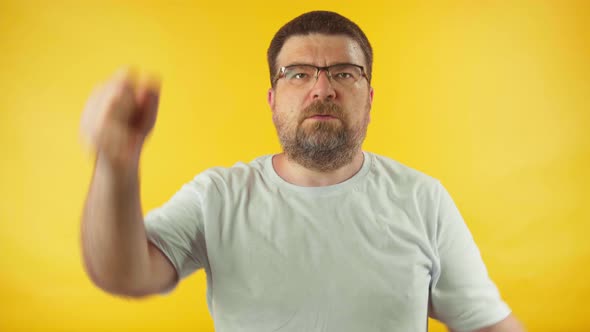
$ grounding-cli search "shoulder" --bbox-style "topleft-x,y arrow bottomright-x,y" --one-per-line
366,152 -> 441,197
187,155 -> 271,194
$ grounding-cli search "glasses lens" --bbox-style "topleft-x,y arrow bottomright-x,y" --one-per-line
280,64 -> 364,87
329,64 -> 363,85
283,65 -> 317,86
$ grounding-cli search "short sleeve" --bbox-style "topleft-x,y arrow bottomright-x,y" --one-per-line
429,181 -> 511,331
144,177 -> 208,292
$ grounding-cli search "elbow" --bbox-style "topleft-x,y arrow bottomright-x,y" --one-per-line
468,314 -> 526,332
97,283 -> 153,299
89,274 -> 154,299
82,258 -> 152,299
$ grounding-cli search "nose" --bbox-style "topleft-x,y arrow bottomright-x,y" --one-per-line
310,69 -> 336,101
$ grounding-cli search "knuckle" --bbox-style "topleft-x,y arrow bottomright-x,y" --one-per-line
105,83 -> 133,112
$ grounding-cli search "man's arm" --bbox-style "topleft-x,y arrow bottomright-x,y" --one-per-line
81,154 -> 177,297
80,68 -> 176,297
429,181 -> 519,330
450,314 -> 525,332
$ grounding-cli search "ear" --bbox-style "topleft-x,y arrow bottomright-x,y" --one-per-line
368,87 -> 374,123
267,88 -> 275,111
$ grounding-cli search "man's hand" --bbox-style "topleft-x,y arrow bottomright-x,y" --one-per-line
80,67 -> 160,168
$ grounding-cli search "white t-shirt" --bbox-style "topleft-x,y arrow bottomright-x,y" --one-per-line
144,152 -> 511,332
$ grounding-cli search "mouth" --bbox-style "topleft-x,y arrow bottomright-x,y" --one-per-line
306,114 -> 338,121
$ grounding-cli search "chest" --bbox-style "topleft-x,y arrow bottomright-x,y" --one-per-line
204,190 -> 435,331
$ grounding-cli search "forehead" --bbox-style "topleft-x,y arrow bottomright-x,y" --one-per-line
276,33 -> 365,68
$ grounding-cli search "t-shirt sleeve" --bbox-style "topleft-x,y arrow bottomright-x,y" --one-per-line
429,181 -> 511,331
144,177 -> 208,292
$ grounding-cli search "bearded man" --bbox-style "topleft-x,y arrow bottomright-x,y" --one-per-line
80,10 -> 524,332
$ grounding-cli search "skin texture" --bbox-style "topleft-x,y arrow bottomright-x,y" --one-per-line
268,33 -> 374,186
466,315 -> 525,332
80,68 -> 177,297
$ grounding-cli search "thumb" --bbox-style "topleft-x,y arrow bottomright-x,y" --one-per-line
133,81 -> 161,133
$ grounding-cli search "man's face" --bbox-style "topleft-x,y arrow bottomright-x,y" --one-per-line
268,33 -> 374,172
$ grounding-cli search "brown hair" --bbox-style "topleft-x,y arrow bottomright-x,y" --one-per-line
267,11 -> 373,87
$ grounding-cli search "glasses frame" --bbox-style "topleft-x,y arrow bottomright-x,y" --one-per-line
272,63 -> 369,86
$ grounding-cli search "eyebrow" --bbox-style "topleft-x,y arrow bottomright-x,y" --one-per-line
281,62 -> 359,68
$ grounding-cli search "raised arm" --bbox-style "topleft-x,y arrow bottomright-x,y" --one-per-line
80,68 -> 176,297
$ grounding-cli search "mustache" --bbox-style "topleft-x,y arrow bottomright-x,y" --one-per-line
299,101 -> 344,122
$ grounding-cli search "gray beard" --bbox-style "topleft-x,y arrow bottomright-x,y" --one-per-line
280,118 -> 364,172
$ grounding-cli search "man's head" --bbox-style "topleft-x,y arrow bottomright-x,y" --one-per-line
267,11 -> 374,172
267,11 -> 373,87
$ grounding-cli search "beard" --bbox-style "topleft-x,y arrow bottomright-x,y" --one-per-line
273,100 -> 369,172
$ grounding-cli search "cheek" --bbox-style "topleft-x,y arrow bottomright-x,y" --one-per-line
348,101 -> 372,127
272,106 -> 297,131
346,94 -> 371,116
274,86 -> 309,110
273,96 -> 300,124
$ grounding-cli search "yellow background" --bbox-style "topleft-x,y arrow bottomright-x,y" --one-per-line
1,0 -> 588,331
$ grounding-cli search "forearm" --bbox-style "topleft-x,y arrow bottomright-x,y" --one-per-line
81,152 -> 151,296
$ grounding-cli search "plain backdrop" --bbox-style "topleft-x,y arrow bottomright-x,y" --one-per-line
1,1 -> 589,331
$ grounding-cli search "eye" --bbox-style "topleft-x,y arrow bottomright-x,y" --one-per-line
283,65 -> 316,81
334,72 -> 353,79
330,64 -> 363,82
292,72 -> 310,80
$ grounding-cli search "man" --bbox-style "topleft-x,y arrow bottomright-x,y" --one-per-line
80,11 -> 524,332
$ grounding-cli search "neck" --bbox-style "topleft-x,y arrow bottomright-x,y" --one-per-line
272,149 -> 365,187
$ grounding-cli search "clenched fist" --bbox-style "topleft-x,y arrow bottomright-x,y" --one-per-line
80,67 -> 161,169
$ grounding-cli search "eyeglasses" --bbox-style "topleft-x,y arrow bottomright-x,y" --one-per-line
272,63 -> 368,87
